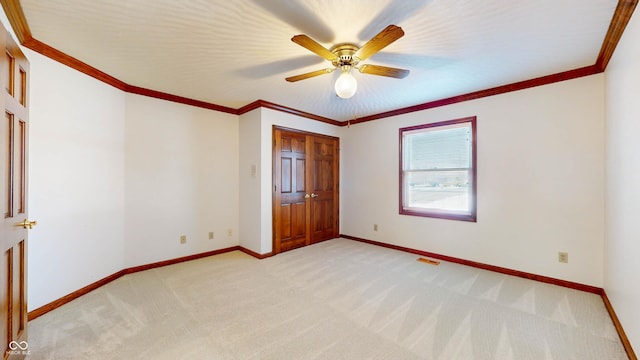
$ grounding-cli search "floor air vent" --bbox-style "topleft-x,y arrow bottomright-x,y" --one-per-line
417,257 -> 440,266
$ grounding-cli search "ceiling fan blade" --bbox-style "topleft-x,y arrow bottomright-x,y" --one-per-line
291,35 -> 338,61
358,64 -> 409,79
354,25 -> 404,61
285,68 -> 335,82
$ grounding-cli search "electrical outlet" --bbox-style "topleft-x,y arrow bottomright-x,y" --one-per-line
558,252 -> 568,263
373,224 -> 378,231
209,232 -> 214,240
227,228 -> 232,236
180,235 -> 187,244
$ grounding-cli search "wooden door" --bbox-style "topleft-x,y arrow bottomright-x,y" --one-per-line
273,129 -> 310,253
273,127 -> 338,254
310,136 -> 338,243
1,24 -> 30,359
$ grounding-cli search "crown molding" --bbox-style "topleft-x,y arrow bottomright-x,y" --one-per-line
127,85 -> 237,115
346,65 -> 601,125
23,36 -> 129,90
596,0 -> 639,71
238,99 -> 342,125
2,0 -> 637,126
0,0 -> 29,42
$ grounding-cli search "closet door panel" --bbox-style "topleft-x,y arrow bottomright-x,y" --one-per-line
310,136 -> 338,243
273,127 -> 339,254
273,130 -> 310,253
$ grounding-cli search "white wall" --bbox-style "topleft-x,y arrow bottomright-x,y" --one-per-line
124,94 -> 239,267
341,75 -> 606,287
25,49 -> 126,311
22,47 -> 243,309
238,109 -> 263,254
604,9 -> 640,353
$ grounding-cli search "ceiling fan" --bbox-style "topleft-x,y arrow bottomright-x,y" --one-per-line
286,25 -> 410,99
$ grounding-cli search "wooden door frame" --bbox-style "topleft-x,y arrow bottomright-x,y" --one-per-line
1,21 -> 29,360
272,126 -> 339,254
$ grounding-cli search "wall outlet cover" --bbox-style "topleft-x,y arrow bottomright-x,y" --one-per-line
558,252 -> 569,263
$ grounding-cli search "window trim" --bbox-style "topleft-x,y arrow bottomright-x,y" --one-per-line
399,116 -> 477,222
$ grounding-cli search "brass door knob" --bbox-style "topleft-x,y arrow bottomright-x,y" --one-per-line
17,219 -> 37,229
311,193 -> 318,198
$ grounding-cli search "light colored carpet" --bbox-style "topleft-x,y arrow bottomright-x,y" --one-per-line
27,238 -> 626,359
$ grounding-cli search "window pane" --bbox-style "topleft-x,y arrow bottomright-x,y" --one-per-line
406,125 -> 471,170
405,170 -> 470,212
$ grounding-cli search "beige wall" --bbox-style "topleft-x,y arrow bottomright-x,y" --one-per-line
604,9 -> 640,354
340,74 -> 606,287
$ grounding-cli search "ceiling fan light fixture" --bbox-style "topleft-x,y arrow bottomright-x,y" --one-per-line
335,66 -> 357,99
288,25 -> 407,98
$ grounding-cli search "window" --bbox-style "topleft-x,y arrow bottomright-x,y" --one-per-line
399,116 -> 477,222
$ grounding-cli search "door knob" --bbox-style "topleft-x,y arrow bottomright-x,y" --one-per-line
304,194 -> 310,199
16,219 -> 37,229
311,193 -> 318,198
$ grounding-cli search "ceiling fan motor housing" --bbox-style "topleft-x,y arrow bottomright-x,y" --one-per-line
331,43 -> 360,67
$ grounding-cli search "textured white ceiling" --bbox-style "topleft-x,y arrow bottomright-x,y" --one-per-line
20,0 -> 617,121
